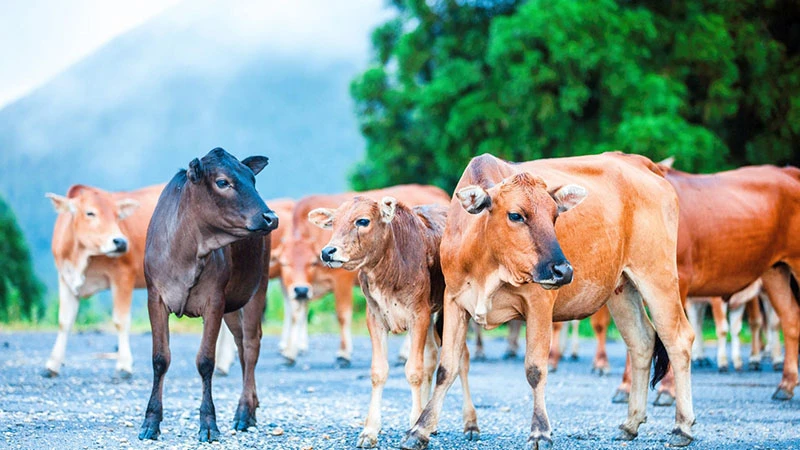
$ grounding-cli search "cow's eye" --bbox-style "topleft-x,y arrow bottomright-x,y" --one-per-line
355,218 -> 370,227
215,179 -> 230,189
507,212 -> 524,223
85,211 -> 96,218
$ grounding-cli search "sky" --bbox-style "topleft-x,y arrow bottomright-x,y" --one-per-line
0,0 -> 387,109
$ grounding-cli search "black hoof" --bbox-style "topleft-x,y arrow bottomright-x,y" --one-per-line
40,368 -> 58,378
138,421 -> 161,440
773,362 -> 784,372
472,353 -> 487,362
748,361 -> 761,371
547,364 -> 557,373
525,436 -> 553,450
614,426 -> 637,441
232,407 -> 257,431
399,431 -> 429,450
592,366 -> 610,377
335,357 -> 352,369
668,428 -> 693,447
114,369 -> 133,381
772,387 -> 793,401
282,356 -> 296,367
654,391 -> 675,407
569,354 -> 579,361
395,356 -> 408,367
611,389 -> 630,404
718,365 -> 729,373
198,424 -> 221,442
464,423 -> 480,441
502,349 -> 518,360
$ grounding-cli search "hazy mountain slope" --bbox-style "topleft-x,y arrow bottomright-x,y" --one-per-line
0,0 -> 379,287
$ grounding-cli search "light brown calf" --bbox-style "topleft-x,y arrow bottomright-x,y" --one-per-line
280,185 -> 450,366
400,152 -> 694,450
44,183 -> 164,378
310,197 -> 473,448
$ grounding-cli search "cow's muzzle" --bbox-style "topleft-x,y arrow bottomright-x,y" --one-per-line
534,260 -> 573,289
320,246 -> 345,269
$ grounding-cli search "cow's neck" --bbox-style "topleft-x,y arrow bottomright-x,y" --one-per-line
364,213 -> 424,293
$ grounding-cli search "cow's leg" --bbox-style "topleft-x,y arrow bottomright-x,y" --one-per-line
282,298 -> 308,365
745,298 -> 764,370
298,293 -> 309,354
458,334 -> 479,439
472,321 -> 486,361
549,321 -> 563,372
762,297 -> 784,370
762,265 -> 799,400
612,353 -> 632,404
333,280 -> 354,367
634,276 -> 695,446
398,333 -> 412,366
504,320 -> 522,359
591,306 -> 611,376
729,302 -> 746,372
43,279 -> 80,377
214,322 -> 237,376
606,286 -> 654,441
523,303 -> 555,448
231,281 -> 267,432
111,277 -> 135,378
279,286 -> 292,351
139,291 -> 170,440
686,301 -> 708,366
569,319 -> 580,360
358,310 -> 388,448
422,321 -> 439,404
401,293 -> 471,449
709,297 -> 730,372
406,312 -> 431,427
196,299 -> 224,442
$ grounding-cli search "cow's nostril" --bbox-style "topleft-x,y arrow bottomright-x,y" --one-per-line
262,211 -> 279,229
112,238 -> 128,252
320,247 -> 337,262
551,261 -> 573,283
293,286 -> 310,300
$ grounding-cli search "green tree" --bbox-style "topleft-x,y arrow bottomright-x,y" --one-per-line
351,0 -> 800,192
0,195 -> 44,322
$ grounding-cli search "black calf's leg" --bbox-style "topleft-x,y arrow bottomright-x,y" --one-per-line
139,292 -> 170,440
197,301 -> 224,442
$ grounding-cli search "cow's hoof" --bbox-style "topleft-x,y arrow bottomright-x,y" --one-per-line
592,365 -> 610,376
356,429 -> 378,448
748,361 -> 761,371
215,368 -> 229,377
773,361 -> 784,372
399,431 -> 429,450
335,357 -> 351,369
464,423 -> 480,441
502,349 -> 518,360
614,426 -> 637,441
547,364 -> 557,373
472,352 -> 487,362
395,356 -> 408,367
40,368 -> 59,378
611,389 -> 629,404
718,365 -> 729,373
115,369 -> 133,381
282,356 -> 296,367
668,428 -> 693,447
198,424 -> 221,442
525,436 -> 553,450
138,422 -> 161,440
654,391 -> 675,407
232,409 -> 256,431
569,354 -> 579,361
772,387 -> 793,401
692,357 -> 712,368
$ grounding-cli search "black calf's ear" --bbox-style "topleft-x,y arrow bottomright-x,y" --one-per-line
188,158 -> 203,183
242,156 -> 269,175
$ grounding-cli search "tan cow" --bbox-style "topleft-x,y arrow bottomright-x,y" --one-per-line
279,185 -> 450,366
215,198 -> 295,375
400,153 -> 695,449
309,197 -> 475,448
44,183 -> 164,377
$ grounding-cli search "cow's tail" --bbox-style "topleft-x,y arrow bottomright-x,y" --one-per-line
651,334 -> 670,389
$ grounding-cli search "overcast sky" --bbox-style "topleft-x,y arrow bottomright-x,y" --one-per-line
0,0 -> 386,109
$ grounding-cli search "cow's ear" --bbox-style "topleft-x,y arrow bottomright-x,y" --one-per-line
242,156 -> 269,175
45,193 -> 76,214
658,156 -> 675,169
380,196 -> 397,223
308,208 -> 334,230
549,184 -> 587,213
117,198 -> 140,220
456,185 -> 491,214
188,158 -> 203,183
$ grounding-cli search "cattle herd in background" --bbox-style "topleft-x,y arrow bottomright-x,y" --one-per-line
41,148 -> 800,449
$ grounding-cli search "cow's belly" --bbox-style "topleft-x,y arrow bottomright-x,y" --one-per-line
366,288 -> 415,334
77,271 -> 110,298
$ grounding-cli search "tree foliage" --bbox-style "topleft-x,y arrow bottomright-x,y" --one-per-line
0,195 -> 44,322
350,0 -> 800,192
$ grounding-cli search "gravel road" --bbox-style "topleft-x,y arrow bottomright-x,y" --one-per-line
1,330 -> 798,449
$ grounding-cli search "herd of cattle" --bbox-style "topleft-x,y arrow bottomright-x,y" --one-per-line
40,147 -> 800,449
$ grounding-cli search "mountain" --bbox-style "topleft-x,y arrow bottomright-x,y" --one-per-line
0,0 -> 384,289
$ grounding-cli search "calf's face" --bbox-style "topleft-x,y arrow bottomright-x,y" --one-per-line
186,147 -> 278,236
308,196 -> 396,271
46,188 -> 139,257
279,237 -> 320,301
456,172 -> 586,289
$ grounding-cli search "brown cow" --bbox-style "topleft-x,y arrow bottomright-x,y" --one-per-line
43,183 -> 164,378
215,198 -> 295,376
279,185 -> 450,366
614,162 -> 800,404
309,197 -> 474,448
138,148 -> 278,442
400,153 -> 695,450
550,306 -> 612,374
